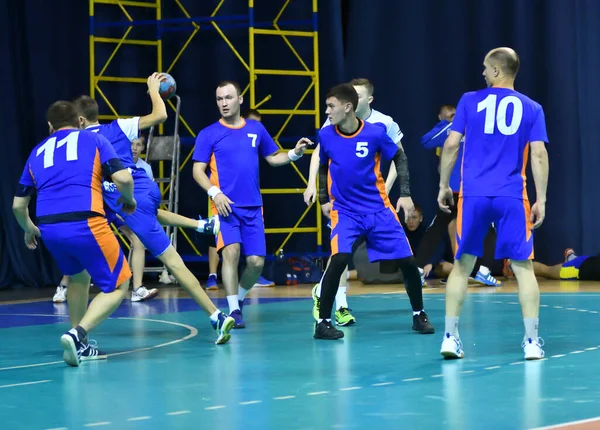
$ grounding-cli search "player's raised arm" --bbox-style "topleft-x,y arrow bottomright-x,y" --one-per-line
264,137 -> 313,166
138,73 -> 168,130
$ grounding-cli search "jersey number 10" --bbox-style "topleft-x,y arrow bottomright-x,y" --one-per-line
477,94 -> 523,135
36,132 -> 80,168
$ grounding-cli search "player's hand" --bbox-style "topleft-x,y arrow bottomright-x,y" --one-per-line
213,193 -> 234,217
147,72 -> 164,94
294,137 -> 313,157
438,186 -> 454,214
303,184 -> 316,206
423,264 -> 433,278
321,202 -> 331,219
530,201 -> 546,229
24,226 -> 41,250
396,197 -> 415,223
118,196 -> 137,215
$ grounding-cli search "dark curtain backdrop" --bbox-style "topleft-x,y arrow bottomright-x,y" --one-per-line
1,0 -> 598,288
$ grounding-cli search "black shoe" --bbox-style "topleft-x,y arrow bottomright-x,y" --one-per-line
313,320 -> 344,340
412,311 -> 435,334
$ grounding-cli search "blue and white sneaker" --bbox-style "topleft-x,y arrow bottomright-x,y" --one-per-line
212,312 -> 235,344
60,332 -> 107,367
522,337 -> 545,360
230,309 -> 245,329
440,333 -> 464,359
253,276 -> 275,287
206,274 -> 218,291
198,215 -> 220,235
473,266 -> 502,286
418,267 -> 427,287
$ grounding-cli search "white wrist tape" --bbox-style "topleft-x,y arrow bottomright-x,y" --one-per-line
288,149 -> 302,161
207,186 -> 222,199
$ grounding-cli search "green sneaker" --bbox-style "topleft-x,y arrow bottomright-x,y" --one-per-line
335,307 -> 356,326
311,284 -> 320,321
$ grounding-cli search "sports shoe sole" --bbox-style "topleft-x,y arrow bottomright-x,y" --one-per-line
441,350 -> 464,359
215,316 -> 235,345
60,334 -> 80,367
131,288 -> 159,302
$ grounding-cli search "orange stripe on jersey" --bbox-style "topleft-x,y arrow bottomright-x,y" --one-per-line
330,209 -> 339,231
28,164 -> 37,187
523,198 -> 533,242
373,154 -> 393,210
88,217 -> 132,285
458,128 -> 467,198
327,159 -> 334,205
90,149 -> 104,215
209,154 -> 220,216
219,118 -> 246,129
521,142 -> 530,201
335,121 -> 364,139
456,196 -> 464,241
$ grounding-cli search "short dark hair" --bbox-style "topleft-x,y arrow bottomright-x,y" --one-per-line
47,101 -> 79,130
349,78 -> 374,96
326,84 -> 359,112
72,95 -> 99,122
439,104 -> 456,114
217,80 -> 242,96
488,48 -> 520,77
413,204 -> 423,215
246,108 -> 261,119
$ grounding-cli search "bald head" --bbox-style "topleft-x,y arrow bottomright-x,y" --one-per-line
486,47 -> 520,78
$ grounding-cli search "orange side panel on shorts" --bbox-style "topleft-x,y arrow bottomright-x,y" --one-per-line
88,217 -> 131,285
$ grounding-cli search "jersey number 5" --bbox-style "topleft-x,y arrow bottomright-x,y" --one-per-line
477,94 -> 523,136
36,132 -> 80,168
356,142 -> 369,158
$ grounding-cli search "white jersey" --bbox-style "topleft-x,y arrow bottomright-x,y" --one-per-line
321,108 -> 403,144
135,157 -> 154,180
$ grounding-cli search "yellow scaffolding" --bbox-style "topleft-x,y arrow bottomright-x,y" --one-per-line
90,0 -> 322,257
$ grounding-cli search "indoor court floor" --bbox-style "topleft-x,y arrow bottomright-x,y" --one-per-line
1,280 -> 600,430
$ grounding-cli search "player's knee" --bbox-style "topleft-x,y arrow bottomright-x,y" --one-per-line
326,253 -> 351,276
221,243 -> 240,264
246,255 -> 264,271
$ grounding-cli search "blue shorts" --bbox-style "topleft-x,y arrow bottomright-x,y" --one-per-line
330,207 -> 412,262
212,205 -> 266,256
104,206 -> 125,230
456,196 -> 533,260
40,217 -> 131,293
103,176 -> 171,258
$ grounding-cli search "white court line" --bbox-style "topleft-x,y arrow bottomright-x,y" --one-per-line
529,415 -> 600,429
127,416 -> 151,421
205,406 -> 226,410
0,379 -> 52,389
0,317 -> 198,372
273,395 -> 296,400
240,400 -> 262,405
402,377 -> 423,382
167,410 -> 190,416
340,386 -> 362,391
372,382 -> 394,386
84,423 -> 111,427
307,391 -> 330,396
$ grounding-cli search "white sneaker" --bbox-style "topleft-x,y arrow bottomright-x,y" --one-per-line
522,337 -> 545,360
418,267 -> 427,287
131,286 -> 159,302
53,286 -> 67,303
440,333 -> 465,359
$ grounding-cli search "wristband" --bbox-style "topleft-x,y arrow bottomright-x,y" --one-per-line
288,149 -> 302,161
207,186 -> 222,199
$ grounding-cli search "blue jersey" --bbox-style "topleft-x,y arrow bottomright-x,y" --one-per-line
452,87 -> 548,199
319,120 -> 398,215
86,117 -> 148,182
192,118 -> 279,207
18,129 -> 121,223
421,119 -> 462,192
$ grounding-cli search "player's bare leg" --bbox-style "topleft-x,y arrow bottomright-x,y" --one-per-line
120,226 -> 158,302
158,246 -> 234,343
220,243 -> 245,328
441,253 -> 477,359
532,261 -> 562,279
60,270 -> 128,367
157,209 -> 219,235
511,260 -> 544,359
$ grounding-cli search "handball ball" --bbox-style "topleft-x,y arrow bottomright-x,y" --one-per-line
159,73 -> 177,100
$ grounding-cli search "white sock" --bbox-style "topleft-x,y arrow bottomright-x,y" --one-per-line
316,281 -> 322,297
196,219 -> 207,232
209,273 -> 217,279
227,295 -> 240,312
413,309 -> 423,316
68,328 -> 80,341
445,316 -> 460,338
238,286 -> 250,301
335,286 -> 348,310
523,317 -> 539,341
478,265 -> 490,275
317,318 -> 331,324
209,310 -> 220,322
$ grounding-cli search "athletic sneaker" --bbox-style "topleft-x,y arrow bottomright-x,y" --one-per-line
131,286 -> 159,302
206,274 -> 218,291
53,285 -> 67,303
311,284 -> 320,321
522,337 -> 545,360
253,276 -> 275,287
200,215 -> 220,235
60,332 -> 106,367
418,267 -> 427,287
212,312 -> 235,345
313,320 -> 344,340
335,308 -> 356,326
564,248 -> 576,263
440,333 -> 464,359
413,312 -> 435,334
230,309 -> 245,329
473,266 -> 502,286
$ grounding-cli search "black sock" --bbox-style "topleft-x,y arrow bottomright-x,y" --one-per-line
319,253 -> 351,320
397,257 -> 424,312
75,325 -> 88,344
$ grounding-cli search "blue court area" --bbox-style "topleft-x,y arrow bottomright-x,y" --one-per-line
1,291 -> 600,430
